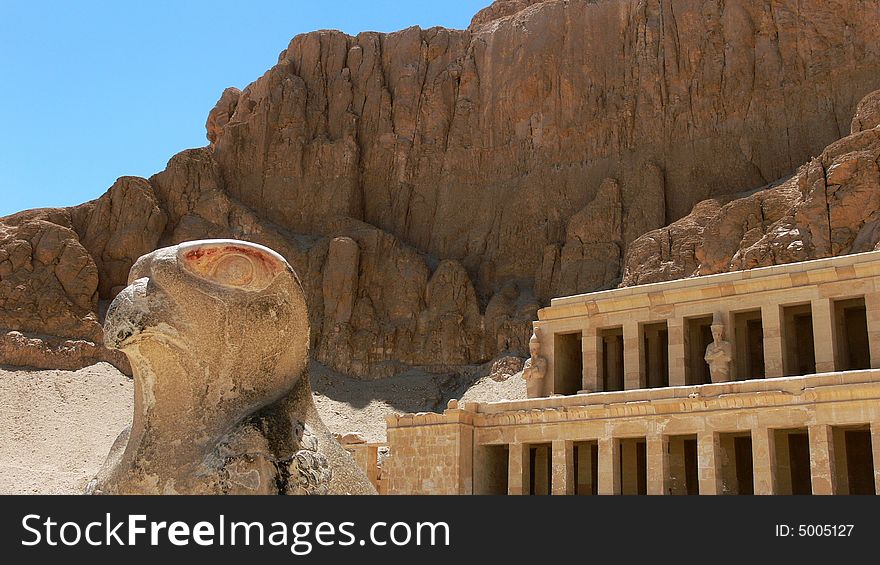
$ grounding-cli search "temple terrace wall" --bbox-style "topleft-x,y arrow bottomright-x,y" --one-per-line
535,250 -> 880,397
384,251 -> 880,495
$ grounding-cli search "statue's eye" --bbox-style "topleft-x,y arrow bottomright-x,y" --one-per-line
212,254 -> 255,286
177,240 -> 287,291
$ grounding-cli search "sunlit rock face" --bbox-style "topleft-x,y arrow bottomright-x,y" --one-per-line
3,0 -> 880,378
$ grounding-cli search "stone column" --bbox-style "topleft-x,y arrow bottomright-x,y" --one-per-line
808,425 -> 837,495
551,440 -> 574,495
865,292 -> 880,369
775,431 -> 793,495
752,427 -> 777,495
532,446 -> 550,495
623,321 -> 644,390
576,444 -> 595,495
620,440 -> 640,495
646,434 -> 668,495
582,328 -> 601,393
542,333 -> 556,397
761,304 -> 785,378
598,437 -> 621,495
668,318 -> 686,387
667,437 -> 688,495
872,423 -> 880,496
697,431 -> 722,495
606,334 -> 623,391
718,434 -> 739,494
508,443 -> 528,496
831,427 -> 850,494
811,298 -> 836,373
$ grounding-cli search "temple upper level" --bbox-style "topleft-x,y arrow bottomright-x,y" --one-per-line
529,250 -> 880,398
381,251 -> 880,495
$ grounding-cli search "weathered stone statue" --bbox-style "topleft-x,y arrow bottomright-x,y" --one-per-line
704,312 -> 733,383
522,329 -> 547,398
88,239 -> 375,495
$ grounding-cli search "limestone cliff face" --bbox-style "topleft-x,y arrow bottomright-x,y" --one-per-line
3,0 -> 880,377
622,88 -> 880,287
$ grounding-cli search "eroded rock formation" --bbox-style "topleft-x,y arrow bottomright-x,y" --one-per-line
3,0 -> 880,378
622,88 -> 880,286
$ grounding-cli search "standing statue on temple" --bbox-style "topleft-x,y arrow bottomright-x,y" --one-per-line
523,328 -> 548,398
705,312 -> 733,383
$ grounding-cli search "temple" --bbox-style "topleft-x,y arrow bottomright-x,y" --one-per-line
377,251 -> 880,495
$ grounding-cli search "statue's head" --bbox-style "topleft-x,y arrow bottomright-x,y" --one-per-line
528,328 -> 541,357
710,312 -> 725,342
103,239 -> 310,427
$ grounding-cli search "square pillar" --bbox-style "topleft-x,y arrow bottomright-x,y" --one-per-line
668,318 -> 686,387
532,446 -> 550,495
811,298 -> 836,373
551,440 -> 574,495
865,292 -> 880,369
582,328 -> 601,393
808,425 -> 837,495
576,443 -> 596,495
508,443 -> 529,496
542,333 -> 557,397
761,304 -> 784,378
775,431 -> 793,495
598,437 -> 621,495
718,434 -> 739,493
752,427 -> 777,495
646,435 -> 668,495
872,423 -> 880,496
697,431 -> 722,495
667,437 -> 688,495
623,321 -> 644,390
832,428 -> 851,494
620,440 -> 640,495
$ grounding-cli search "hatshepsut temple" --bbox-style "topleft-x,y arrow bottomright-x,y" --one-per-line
359,251 -> 880,495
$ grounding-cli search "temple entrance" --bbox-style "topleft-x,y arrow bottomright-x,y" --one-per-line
832,426 -> 876,495
600,327 -> 624,392
733,310 -> 764,380
642,322 -> 669,388
573,441 -> 599,495
618,438 -> 647,495
685,316 -> 713,385
783,304 -> 816,376
474,445 -> 509,495
554,332 -> 583,395
667,435 -> 699,495
773,429 -> 812,495
719,432 -> 754,495
834,297 -> 870,371
528,444 -> 552,495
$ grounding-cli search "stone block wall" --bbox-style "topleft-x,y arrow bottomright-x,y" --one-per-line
384,408 -> 474,495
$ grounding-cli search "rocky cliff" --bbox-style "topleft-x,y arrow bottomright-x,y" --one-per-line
622,89 -> 880,285
3,0 -> 880,377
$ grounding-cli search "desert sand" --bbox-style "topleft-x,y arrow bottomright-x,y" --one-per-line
0,363 -> 131,494
0,359 -> 525,494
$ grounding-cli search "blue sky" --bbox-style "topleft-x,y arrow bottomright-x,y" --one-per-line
0,1 -> 488,217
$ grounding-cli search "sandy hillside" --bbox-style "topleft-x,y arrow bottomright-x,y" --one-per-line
0,363 -> 132,494
0,358 -> 526,494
